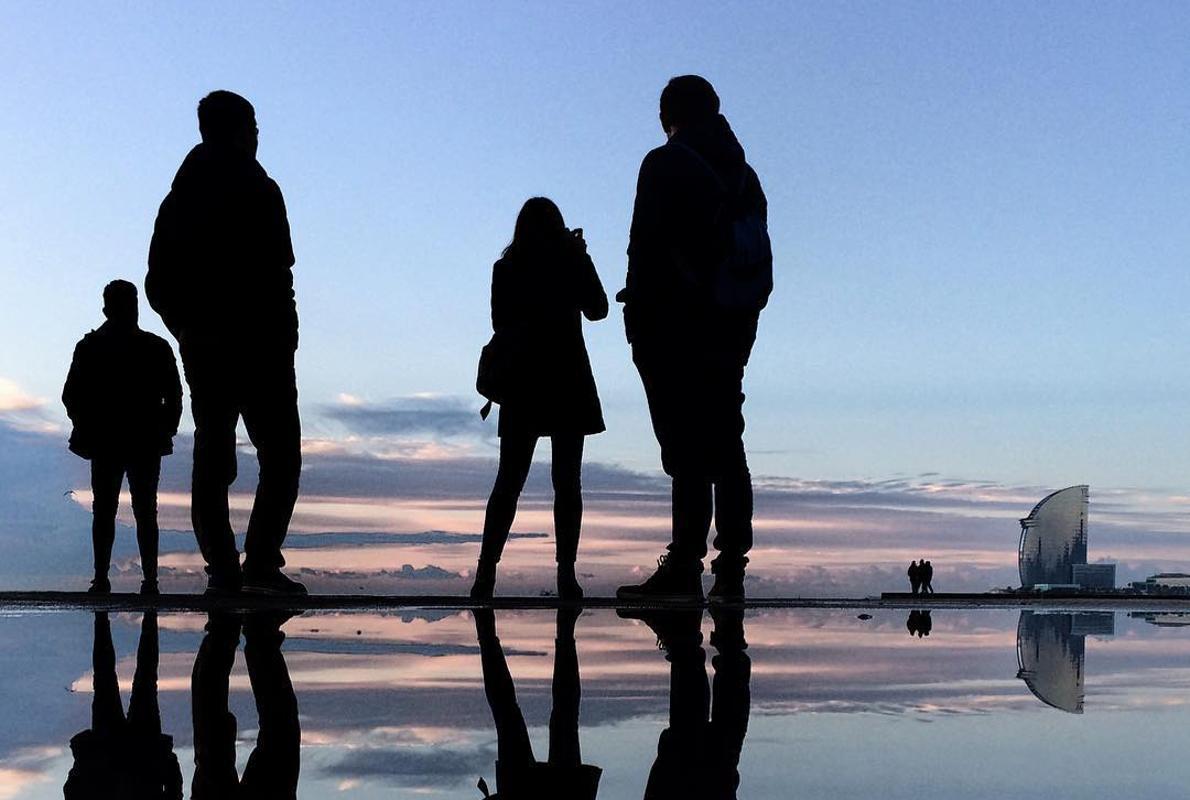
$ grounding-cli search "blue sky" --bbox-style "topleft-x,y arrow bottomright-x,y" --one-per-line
1,2 -> 1188,490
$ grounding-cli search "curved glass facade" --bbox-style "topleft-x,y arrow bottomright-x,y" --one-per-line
1018,485 -> 1089,587
1015,611 -> 1085,714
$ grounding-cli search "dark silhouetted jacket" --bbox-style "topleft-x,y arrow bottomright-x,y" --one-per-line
147,142 -> 297,355
62,322 -> 183,459
621,114 -> 767,346
491,241 -> 608,437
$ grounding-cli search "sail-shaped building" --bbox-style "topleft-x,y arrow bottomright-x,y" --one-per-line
1018,485 -> 1089,587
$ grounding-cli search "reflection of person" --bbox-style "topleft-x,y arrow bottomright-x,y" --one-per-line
616,76 -> 771,603
471,199 -> 609,601
191,612 -> 300,798
906,609 -> 932,638
62,281 -> 182,595
907,561 -> 921,595
620,607 -> 750,799
474,608 -> 601,799
147,90 -> 304,596
64,612 -> 182,798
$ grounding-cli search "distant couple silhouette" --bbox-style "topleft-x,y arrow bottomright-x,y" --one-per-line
908,560 -> 934,595
63,75 -> 772,603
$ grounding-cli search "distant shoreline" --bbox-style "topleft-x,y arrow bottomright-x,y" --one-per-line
4,590 -> 1190,613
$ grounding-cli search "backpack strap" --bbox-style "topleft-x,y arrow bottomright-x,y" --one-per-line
669,140 -> 748,201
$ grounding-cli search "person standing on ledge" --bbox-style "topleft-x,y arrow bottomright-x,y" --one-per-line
616,75 -> 772,603
921,560 -> 935,594
63,280 -> 182,595
908,560 -> 921,595
147,90 -> 305,596
470,198 -> 608,601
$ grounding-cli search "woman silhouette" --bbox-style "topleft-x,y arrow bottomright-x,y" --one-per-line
471,197 -> 608,600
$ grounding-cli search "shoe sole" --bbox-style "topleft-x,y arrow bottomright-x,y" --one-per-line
615,590 -> 704,603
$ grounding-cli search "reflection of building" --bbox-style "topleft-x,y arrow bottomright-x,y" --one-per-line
1129,611 -> 1190,627
1015,611 -> 1115,713
1018,485 -> 1116,589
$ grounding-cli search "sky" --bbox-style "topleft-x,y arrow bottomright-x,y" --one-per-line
1,3 -> 1189,591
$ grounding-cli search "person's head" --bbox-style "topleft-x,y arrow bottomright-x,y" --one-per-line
102,280 -> 138,327
659,75 -> 720,138
504,197 -> 568,258
197,90 -> 258,156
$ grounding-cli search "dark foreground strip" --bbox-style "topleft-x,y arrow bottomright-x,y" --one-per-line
1,591 -> 1190,613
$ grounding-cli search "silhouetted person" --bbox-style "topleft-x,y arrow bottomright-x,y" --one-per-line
62,280 -> 182,595
147,90 -> 305,596
618,606 -> 750,799
191,612 -> 300,799
921,560 -> 935,594
64,611 -> 182,798
470,198 -> 608,601
474,607 -> 601,799
906,609 -> 932,638
907,560 -> 921,595
616,76 -> 771,603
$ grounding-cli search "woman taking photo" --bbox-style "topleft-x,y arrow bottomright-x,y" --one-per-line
471,197 -> 608,600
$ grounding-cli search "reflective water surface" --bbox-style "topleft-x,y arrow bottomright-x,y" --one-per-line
3,606 -> 1190,798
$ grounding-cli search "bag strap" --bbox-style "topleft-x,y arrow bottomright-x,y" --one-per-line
669,140 -> 748,201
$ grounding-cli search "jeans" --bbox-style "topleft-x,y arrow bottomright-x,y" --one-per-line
90,455 -> 162,580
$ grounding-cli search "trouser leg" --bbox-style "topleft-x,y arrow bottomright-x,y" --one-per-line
241,614 -> 301,798
126,611 -> 161,737
550,435 -> 584,565
89,459 -> 123,580
127,457 -> 162,581
479,435 -> 537,564
191,613 -> 241,798
709,355 -> 752,565
189,375 -> 241,579
90,611 -> 126,735
241,360 -> 302,575
670,475 -> 713,564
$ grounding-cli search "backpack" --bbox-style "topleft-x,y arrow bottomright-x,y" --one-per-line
672,140 -> 773,313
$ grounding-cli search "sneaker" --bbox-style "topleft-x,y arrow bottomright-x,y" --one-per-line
707,556 -> 748,604
617,607 -> 703,655
140,579 -> 160,596
616,554 -> 703,603
470,559 -> 497,601
88,576 -> 111,595
708,605 -> 747,652
242,570 -> 308,596
204,572 -> 242,597
557,564 -> 584,602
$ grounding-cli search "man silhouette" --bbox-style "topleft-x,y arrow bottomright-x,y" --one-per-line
921,560 -> 935,594
64,612 -> 183,799
63,280 -> 182,595
616,76 -> 770,603
147,90 -> 305,595
191,612 -> 300,798
907,560 -> 921,595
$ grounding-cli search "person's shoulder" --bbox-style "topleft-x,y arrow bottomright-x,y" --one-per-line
138,330 -> 174,350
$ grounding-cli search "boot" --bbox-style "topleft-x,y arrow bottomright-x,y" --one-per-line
557,563 -> 584,601
616,554 -> 703,603
470,559 -> 497,600
708,555 -> 748,604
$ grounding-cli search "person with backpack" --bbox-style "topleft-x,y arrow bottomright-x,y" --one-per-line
616,76 -> 771,603
62,280 -> 182,595
470,198 -> 608,600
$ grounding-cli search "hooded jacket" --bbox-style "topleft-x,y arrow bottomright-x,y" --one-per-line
621,114 -> 767,343
146,142 -> 297,355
